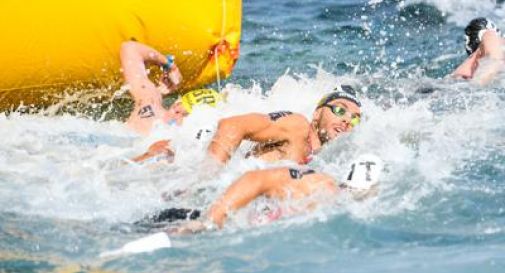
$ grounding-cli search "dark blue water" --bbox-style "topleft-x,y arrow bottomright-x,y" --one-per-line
231,0 -> 463,87
1,0 -> 505,272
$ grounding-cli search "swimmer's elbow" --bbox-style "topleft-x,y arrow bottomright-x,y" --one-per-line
239,170 -> 276,195
451,67 -> 473,80
242,171 -> 267,188
216,118 -> 245,139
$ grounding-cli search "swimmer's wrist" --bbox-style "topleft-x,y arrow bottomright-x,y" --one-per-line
162,54 -> 175,71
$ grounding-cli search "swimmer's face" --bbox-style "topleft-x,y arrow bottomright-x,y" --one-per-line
164,101 -> 189,126
314,98 -> 361,142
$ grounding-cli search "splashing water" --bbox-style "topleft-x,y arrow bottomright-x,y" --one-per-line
405,0 -> 505,26
1,0 -> 505,272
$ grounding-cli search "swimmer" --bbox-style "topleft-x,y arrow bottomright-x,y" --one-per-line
130,88 -> 223,162
452,18 -> 505,85
135,154 -> 383,233
208,85 -> 362,165
139,85 -> 361,165
120,41 -> 222,135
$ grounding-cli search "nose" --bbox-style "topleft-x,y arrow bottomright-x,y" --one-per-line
341,113 -> 352,125
336,116 -> 352,132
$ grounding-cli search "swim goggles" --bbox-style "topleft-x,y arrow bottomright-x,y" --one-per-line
322,104 -> 361,127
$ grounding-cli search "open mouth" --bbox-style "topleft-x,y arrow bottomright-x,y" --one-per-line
333,127 -> 345,134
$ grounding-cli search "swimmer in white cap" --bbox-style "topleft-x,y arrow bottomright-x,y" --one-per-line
135,154 -> 384,233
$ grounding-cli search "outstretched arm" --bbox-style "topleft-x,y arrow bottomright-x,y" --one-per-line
208,168 -> 337,228
207,113 -> 287,163
131,140 -> 174,163
452,53 -> 479,79
207,168 -> 291,228
169,168 -> 337,234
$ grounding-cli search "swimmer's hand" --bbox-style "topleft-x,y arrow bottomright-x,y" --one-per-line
132,140 -> 174,163
159,64 -> 182,95
165,220 -> 209,235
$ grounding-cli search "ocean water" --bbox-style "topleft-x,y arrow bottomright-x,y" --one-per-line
1,0 -> 505,272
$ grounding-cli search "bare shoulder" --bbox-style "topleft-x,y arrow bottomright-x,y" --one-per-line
219,112 -> 270,124
306,172 -> 338,193
288,169 -> 338,194
278,113 -> 310,131
302,172 -> 335,185
285,113 -> 309,123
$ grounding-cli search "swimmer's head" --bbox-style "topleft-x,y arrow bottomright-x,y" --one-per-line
465,17 -> 501,55
312,85 -> 362,143
164,89 -> 222,126
180,89 -> 222,114
316,85 -> 362,108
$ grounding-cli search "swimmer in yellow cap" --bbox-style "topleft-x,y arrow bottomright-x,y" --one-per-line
120,41 -> 222,135
134,85 -> 362,165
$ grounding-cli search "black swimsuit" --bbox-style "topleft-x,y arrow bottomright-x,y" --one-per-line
135,208 -> 201,225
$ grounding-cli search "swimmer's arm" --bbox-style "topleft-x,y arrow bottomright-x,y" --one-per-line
482,31 -> 504,60
121,42 -> 172,134
120,41 -> 168,90
207,113 -> 288,163
208,168 -> 290,228
474,31 -> 504,85
131,140 -> 174,163
452,53 -> 479,79
208,168 -> 337,228
283,116 -> 312,163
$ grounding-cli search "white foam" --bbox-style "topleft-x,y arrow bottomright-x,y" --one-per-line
403,0 -> 505,27
99,232 -> 171,258
0,68 -> 503,229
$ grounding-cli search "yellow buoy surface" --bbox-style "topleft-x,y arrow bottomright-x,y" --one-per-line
0,0 -> 241,109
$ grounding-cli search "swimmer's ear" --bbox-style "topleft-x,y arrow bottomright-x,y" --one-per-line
312,107 -> 323,124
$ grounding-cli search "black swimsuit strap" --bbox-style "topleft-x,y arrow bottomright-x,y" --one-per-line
288,168 -> 315,179
268,111 -> 293,121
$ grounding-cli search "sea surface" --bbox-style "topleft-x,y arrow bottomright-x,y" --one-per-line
1,0 -> 505,272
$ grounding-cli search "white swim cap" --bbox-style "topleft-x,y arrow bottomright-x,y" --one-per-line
344,154 -> 384,190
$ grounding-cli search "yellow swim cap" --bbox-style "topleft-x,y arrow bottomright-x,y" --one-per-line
180,89 -> 222,113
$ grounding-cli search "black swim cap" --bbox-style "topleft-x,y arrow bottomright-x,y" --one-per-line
465,17 -> 501,55
317,85 -> 361,108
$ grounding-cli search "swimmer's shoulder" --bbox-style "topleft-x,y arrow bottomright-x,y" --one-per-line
286,167 -> 337,193
287,168 -> 332,182
270,112 -> 309,131
267,111 -> 307,123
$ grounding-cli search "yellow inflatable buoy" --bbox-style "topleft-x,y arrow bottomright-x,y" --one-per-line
0,0 -> 241,110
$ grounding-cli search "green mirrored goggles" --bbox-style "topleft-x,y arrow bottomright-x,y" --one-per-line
323,104 -> 361,127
